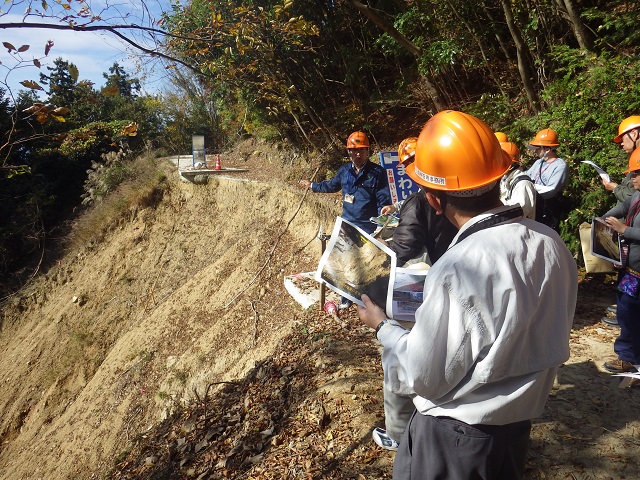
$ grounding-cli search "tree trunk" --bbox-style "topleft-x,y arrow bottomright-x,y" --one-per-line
345,0 -> 445,111
554,0 -> 593,51
499,0 -> 540,111
282,70 -> 340,148
290,109 -> 312,145
443,0 -> 508,98
479,0 -> 515,63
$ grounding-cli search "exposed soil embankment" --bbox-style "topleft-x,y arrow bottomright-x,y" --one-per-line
0,163 -> 344,479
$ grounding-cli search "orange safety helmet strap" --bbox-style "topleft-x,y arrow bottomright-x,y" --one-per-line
614,115 -> 640,143
406,110 -> 511,193
346,131 -> 370,149
624,147 -> 640,173
529,128 -> 559,147
500,141 -> 520,163
397,137 -> 418,165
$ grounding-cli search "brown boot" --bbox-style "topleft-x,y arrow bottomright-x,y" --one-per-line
603,359 -> 637,373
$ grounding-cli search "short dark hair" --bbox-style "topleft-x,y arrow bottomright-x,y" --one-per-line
426,182 -> 501,216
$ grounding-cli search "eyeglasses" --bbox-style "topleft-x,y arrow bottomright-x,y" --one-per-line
630,170 -> 640,178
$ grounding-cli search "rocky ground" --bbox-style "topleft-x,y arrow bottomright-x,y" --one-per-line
0,138 -> 638,480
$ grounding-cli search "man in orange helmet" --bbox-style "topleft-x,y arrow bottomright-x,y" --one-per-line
600,147 -> 640,373
300,131 -> 391,309
357,111 -> 577,480
526,128 -> 568,199
600,116 -> 640,326
602,115 -> 640,202
300,131 -> 390,235
525,128 -> 569,231
371,137 -> 457,452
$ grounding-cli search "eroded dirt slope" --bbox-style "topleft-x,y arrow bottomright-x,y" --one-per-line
0,156 -> 344,479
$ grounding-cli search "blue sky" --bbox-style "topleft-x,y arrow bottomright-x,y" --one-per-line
0,1 -> 173,96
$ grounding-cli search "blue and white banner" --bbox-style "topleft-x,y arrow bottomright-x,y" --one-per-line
379,151 -> 420,204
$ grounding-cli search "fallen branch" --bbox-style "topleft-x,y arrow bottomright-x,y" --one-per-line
125,405 -> 143,441
250,300 -> 259,346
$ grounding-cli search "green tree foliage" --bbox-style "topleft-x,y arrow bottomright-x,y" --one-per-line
162,0 -> 417,147
98,63 -> 165,148
102,62 -> 141,99
2,0 -> 640,279
39,57 -> 79,110
57,120 -> 142,161
156,67 -> 255,154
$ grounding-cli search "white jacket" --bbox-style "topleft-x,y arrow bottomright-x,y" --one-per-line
500,167 -> 537,220
378,206 -> 577,425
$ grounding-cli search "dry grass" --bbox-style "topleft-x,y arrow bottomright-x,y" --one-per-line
70,153 -> 168,249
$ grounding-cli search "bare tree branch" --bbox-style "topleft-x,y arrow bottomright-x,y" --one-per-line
0,22 -> 207,76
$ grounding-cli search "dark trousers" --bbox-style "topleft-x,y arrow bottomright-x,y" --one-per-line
393,413 -> 531,480
614,273 -> 640,364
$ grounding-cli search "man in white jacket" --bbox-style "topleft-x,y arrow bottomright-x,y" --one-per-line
499,140 -> 538,220
358,110 -> 578,480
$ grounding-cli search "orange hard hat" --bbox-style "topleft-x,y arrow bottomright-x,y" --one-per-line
495,132 -> 508,142
346,131 -> 370,149
613,115 -> 640,143
406,110 -> 511,192
397,137 -> 418,165
624,147 -> 640,173
500,141 -> 520,163
529,128 -> 559,147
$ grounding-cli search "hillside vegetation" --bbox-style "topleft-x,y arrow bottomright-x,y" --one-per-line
2,2 -> 640,288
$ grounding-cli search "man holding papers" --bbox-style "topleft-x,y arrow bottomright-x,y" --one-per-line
358,110 -> 577,480
524,128 -> 570,231
601,147 -> 640,374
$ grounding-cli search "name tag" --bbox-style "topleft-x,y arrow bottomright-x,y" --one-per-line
344,194 -> 355,204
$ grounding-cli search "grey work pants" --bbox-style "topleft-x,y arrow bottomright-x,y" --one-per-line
393,412 -> 531,480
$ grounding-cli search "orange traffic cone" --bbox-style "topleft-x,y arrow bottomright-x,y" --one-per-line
215,154 -> 222,170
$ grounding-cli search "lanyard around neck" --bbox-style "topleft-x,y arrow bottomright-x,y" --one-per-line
626,198 -> 640,226
452,206 -> 524,247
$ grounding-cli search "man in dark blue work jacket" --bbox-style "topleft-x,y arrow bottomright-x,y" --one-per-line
300,131 -> 391,235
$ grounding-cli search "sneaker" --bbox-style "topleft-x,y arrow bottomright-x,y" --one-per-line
372,427 -> 399,451
601,316 -> 620,327
338,300 -> 353,310
606,305 -> 617,315
603,359 -> 637,373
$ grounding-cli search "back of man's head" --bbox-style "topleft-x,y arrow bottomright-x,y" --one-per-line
405,110 -> 510,214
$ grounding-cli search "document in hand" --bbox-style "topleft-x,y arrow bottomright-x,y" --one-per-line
590,216 -> 622,266
315,217 -> 432,321
581,160 -> 611,183
390,267 -> 430,322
